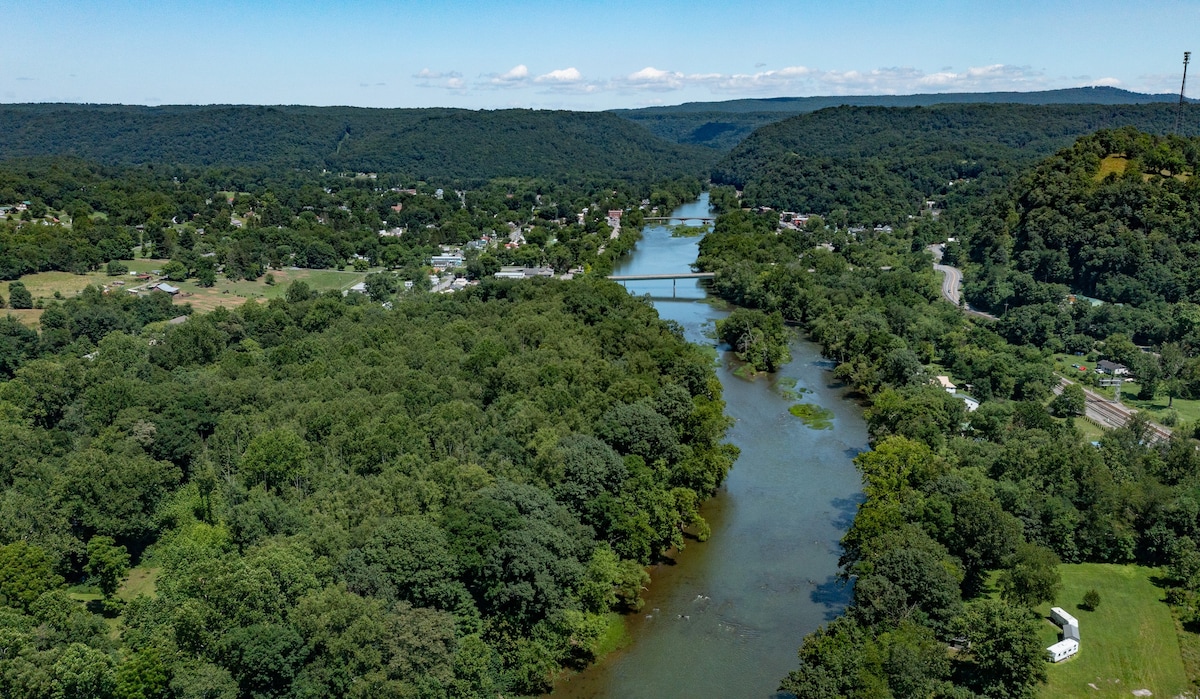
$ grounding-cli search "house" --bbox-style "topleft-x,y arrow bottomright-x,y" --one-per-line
430,254 -> 464,269
1046,607 -> 1080,662
935,376 -> 957,394
495,266 -> 527,279
1046,638 -> 1079,663
154,283 -> 180,295
1096,360 -> 1129,376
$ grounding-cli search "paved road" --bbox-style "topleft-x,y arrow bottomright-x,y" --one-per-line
927,244 -> 997,320
925,246 -> 1173,440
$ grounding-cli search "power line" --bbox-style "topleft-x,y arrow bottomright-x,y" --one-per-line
1176,51 -> 1191,134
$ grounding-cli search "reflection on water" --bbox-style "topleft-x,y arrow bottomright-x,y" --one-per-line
551,194 -> 867,698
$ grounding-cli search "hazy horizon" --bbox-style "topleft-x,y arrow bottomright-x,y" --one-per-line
3,0 -> 1195,111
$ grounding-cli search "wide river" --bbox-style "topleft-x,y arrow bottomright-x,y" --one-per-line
551,194 -> 868,698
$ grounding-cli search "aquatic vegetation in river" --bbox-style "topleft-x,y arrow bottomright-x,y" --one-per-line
789,402 -> 834,429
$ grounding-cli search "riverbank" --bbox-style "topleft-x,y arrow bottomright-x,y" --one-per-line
550,194 -> 866,698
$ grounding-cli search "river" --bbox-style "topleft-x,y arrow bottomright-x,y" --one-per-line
551,194 -> 868,698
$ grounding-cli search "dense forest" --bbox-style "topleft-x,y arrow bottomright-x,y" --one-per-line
614,86 -> 1186,151
693,203 -> 1200,698
0,105 -> 714,181
7,97 -> 1200,698
0,157 -> 702,283
712,103 -> 1200,225
957,129 -> 1200,341
0,277 -> 737,697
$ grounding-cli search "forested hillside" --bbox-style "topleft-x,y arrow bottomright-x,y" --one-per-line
961,128 -> 1200,318
0,157 -> 702,283
0,105 -> 715,181
615,86 -> 1187,150
713,103 -> 1198,225
0,278 -> 736,697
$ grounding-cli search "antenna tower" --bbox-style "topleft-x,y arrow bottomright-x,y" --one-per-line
1177,51 -> 1191,134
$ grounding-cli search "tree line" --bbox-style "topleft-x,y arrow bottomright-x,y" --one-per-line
0,104 -> 715,182
0,277 -> 737,698
694,194 -> 1200,697
712,103 -> 1198,226
0,158 -> 702,286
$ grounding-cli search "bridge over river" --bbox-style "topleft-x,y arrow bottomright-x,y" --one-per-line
606,271 -> 715,296
642,216 -> 715,222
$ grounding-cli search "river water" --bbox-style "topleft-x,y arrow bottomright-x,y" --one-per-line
551,194 -> 868,698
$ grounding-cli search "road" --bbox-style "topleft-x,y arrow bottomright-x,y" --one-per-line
1052,376 -> 1172,441
927,244 -> 997,320
925,246 -> 1173,440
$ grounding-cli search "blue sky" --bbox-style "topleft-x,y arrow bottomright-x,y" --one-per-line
2,0 -> 1196,109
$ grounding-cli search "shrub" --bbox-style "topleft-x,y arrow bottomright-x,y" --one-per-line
1082,588 -> 1100,610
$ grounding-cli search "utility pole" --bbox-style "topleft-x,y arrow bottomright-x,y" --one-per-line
1177,51 -> 1191,134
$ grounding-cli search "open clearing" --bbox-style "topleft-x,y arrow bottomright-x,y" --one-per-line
1036,563 -> 1189,698
8,260 -> 370,322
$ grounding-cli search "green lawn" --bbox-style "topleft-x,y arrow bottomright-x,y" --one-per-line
1051,353 -> 1199,430
13,261 -> 372,317
1036,563 -> 1189,698
117,566 -> 160,603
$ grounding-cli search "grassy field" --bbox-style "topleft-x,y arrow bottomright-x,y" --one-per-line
1095,155 -> 1129,181
1051,353 -> 1200,428
117,565 -> 160,603
8,260 -> 371,321
1035,563 -> 1189,698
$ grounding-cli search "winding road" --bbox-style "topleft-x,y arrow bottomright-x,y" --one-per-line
927,243 -> 1173,440
927,244 -> 997,320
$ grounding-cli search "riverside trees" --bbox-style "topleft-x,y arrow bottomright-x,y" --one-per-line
693,174 -> 1200,695
0,277 -> 737,697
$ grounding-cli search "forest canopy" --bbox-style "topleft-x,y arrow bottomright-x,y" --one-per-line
0,278 -> 737,697
0,104 -> 715,182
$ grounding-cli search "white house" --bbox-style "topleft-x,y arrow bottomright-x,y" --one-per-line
935,376 -> 956,394
1046,638 -> 1079,663
1046,607 -> 1080,662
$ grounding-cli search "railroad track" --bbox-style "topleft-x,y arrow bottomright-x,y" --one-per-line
1054,377 -> 1172,442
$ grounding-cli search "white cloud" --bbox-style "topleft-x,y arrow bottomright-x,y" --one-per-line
414,68 -> 466,92
535,67 -> 583,83
621,66 -> 685,91
1090,77 -> 1122,87
500,64 -> 529,80
486,64 -> 530,86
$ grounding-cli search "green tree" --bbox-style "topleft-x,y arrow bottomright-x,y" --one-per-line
1049,382 -> 1086,417
998,542 -> 1062,607
1082,588 -> 1100,610
284,280 -> 313,303
955,599 -> 1047,699
0,540 -> 64,612
52,643 -> 116,699
114,648 -> 170,699
106,261 -> 129,276
86,536 -> 130,600
716,308 -> 790,372
195,266 -> 216,288
160,260 -> 187,282
239,428 -> 309,492
8,281 -> 33,309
